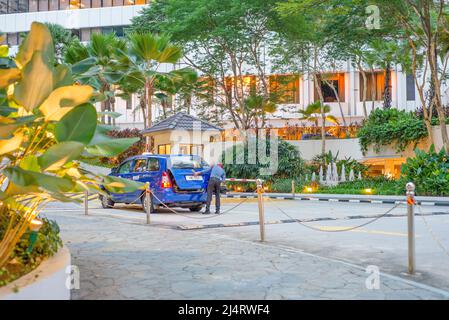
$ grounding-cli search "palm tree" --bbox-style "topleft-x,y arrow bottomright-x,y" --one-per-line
366,40 -> 399,110
65,32 -> 127,125
126,32 -> 186,129
299,101 -> 338,158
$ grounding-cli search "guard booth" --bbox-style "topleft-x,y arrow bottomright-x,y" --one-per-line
142,112 -> 223,159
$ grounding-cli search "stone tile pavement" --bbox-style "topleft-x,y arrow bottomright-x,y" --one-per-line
42,210 -> 449,300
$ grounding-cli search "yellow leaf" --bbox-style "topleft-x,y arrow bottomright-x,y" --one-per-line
15,22 -> 54,69
0,131 -> 23,155
13,52 -> 54,112
0,116 -> 19,139
0,68 -> 21,88
39,85 -> 93,121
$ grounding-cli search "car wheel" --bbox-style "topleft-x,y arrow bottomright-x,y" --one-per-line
142,193 -> 156,213
189,205 -> 203,212
100,194 -> 114,209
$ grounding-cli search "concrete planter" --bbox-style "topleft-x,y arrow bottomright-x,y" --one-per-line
0,247 -> 71,300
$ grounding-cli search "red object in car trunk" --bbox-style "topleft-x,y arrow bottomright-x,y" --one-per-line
161,171 -> 172,188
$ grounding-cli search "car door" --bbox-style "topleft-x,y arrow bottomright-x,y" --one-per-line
111,159 -> 134,203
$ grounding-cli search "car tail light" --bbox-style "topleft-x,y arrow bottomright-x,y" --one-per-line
161,171 -> 172,188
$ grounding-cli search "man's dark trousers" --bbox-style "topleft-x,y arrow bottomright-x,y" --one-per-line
206,177 -> 221,213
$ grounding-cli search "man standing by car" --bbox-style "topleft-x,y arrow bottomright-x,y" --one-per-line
194,161 -> 226,214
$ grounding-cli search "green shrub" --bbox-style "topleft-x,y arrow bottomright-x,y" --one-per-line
400,146 -> 449,196
0,218 -> 62,286
268,177 -> 401,195
221,139 -> 307,182
358,108 -> 427,153
318,177 -> 403,195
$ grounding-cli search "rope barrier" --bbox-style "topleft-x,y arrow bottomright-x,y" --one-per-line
147,189 -> 251,220
265,196 -> 403,233
416,204 -> 449,260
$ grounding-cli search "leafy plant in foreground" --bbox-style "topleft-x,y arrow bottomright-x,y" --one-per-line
0,23 -> 144,270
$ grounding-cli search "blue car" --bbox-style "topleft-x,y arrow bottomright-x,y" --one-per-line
100,154 -> 211,213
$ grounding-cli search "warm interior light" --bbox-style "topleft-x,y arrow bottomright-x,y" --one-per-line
30,219 -> 43,232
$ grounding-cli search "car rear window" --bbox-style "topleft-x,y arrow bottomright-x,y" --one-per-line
169,155 -> 209,169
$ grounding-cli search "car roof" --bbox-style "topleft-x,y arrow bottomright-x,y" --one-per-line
124,154 -> 201,161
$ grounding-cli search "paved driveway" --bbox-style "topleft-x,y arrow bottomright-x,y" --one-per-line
43,200 -> 449,300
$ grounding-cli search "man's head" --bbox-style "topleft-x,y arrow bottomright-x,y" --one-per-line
217,163 -> 223,169
209,159 -> 216,167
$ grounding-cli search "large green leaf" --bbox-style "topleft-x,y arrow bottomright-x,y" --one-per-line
101,175 -> 145,193
13,51 -> 54,112
86,137 -> 139,157
15,22 -> 55,68
4,167 -> 75,194
55,104 -> 97,144
38,141 -> 85,171
53,64 -> 73,88
97,111 -> 122,119
71,57 -> 98,75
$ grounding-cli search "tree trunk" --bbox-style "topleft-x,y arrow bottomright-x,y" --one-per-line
100,101 -> 106,124
326,79 -> 347,127
146,79 -> 153,128
313,73 -> 326,157
383,62 -> 392,109
370,69 -> 376,111
428,40 -> 449,152
186,94 -> 192,115
139,94 -> 147,128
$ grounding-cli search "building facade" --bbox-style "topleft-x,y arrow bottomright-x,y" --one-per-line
2,2 -> 449,176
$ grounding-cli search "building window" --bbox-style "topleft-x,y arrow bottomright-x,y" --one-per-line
315,73 -> 345,103
38,0 -> 49,11
179,144 -> 203,156
406,74 -> 415,101
269,74 -> 300,104
126,97 -> 132,110
224,75 -> 256,100
359,71 -> 390,102
8,0 -> 29,12
0,0 -> 149,13
29,0 -> 39,11
158,144 -> 171,155
49,0 -> 59,10
7,33 -> 18,46
80,28 -> 91,41
80,0 -> 90,8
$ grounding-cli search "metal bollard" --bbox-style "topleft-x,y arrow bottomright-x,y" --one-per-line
84,190 -> 89,216
406,182 -> 416,274
256,179 -> 265,242
145,183 -> 151,225
291,180 -> 295,198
